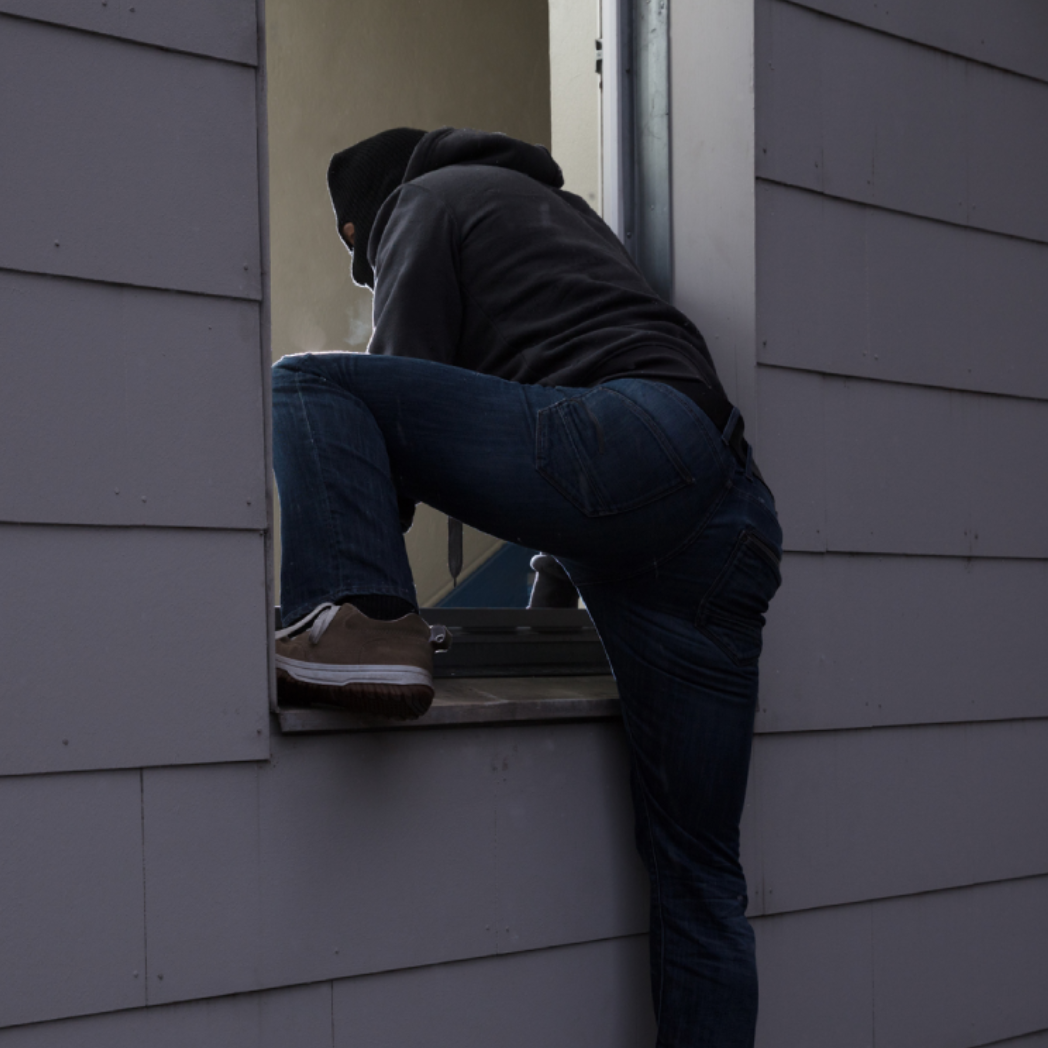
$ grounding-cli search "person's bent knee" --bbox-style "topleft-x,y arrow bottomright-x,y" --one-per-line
271,357 -> 304,401
271,353 -> 338,394
272,351 -> 374,388
272,352 -> 316,378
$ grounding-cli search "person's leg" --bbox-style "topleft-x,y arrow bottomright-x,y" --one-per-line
272,357 -> 417,626
559,385 -> 781,1045
572,483 -> 780,1046
272,353 -> 722,611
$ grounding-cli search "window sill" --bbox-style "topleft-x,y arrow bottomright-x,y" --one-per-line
276,675 -> 620,734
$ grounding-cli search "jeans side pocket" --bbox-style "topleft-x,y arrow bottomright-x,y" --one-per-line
696,528 -> 782,666
535,387 -> 693,517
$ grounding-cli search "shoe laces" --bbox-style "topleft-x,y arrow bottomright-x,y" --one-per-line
274,602 -> 339,645
276,602 -> 450,650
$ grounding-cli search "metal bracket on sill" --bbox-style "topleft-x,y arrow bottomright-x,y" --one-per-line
420,607 -> 611,678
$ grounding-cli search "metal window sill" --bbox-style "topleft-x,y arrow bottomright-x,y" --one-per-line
276,675 -> 620,734
275,607 -> 618,733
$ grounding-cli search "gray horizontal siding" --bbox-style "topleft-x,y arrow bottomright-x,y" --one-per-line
38,708 -> 1046,1020
0,525 -> 269,776
141,739 -> 496,1005
756,182 -> 1048,399
0,983 -> 333,1048
752,11 -> 1048,1042
777,0 -> 1048,83
0,15 -> 261,298
0,272 -> 266,529
0,770 -> 145,1027
755,903 -> 873,1048
872,876 -> 1048,1048
141,723 -> 646,1006
493,720 -> 648,953
0,938 -> 653,1048
1,723 -> 639,1027
756,367 -> 1048,557
759,553 -> 1048,732
754,876 -> 1048,1048
331,936 -> 655,1048
751,720 -> 1048,914
756,0 -> 1048,244
0,0 -> 258,65
142,764 -> 267,1004
7,718 -> 1043,1031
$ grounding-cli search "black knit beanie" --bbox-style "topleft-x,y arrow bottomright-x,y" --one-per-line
327,128 -> 427,289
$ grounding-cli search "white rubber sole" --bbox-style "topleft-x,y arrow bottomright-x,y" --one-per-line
275,654 -> 432,688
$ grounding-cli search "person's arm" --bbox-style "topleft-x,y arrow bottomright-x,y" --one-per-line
367,182 -> 463,364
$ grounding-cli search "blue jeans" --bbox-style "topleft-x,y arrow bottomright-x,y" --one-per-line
272,353 -> 782,1047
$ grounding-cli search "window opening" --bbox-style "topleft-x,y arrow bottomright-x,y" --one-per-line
266,0 -> 666,630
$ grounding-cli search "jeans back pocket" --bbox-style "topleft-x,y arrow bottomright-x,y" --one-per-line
696,528 -> 782,666
536,387 -> 694,517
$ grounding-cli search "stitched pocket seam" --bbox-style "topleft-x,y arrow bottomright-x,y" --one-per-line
696,528 -> 782,666
535,388 -> 695,518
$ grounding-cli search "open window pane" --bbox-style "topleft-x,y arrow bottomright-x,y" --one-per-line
267,0 -> 601,608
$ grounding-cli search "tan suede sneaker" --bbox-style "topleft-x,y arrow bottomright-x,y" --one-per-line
275,603 -> 450,719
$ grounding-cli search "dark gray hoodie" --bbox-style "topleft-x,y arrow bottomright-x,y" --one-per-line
366,127 -> 724,397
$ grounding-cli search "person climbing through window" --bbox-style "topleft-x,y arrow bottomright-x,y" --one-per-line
271,126 -> 782,1048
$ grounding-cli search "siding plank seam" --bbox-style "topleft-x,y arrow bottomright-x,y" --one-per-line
6,712 -> 1048,779
0,934 -> 651,1034
139,770 -> 150,998
976,1030 -> 1048,1048
753,716 -> 1048,741
757,359 -> 1048,407
761,871 -> 1048,921
771,0 -> 1048,88
0,9 -> 259,68
772,548 -> 1048,566
756,870 -> 1048,921
756,176 -> 1048,252
0,521 -> 267,535
0,265 -> 263,305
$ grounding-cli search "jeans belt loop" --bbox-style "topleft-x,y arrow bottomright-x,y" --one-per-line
721,405 -> 741,447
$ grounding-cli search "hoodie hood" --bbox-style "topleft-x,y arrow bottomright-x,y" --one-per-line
327,127 -> 427,289
404,128 -> 564,189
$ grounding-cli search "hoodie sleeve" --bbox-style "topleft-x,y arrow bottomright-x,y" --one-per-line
367,183 -> 462,365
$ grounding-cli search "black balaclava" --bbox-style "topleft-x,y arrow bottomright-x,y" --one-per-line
327,127 -> 427,289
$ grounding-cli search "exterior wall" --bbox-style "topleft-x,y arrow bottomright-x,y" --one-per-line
266,0 -> 552,606
743,1 -> 1047,1044
1,721 -> 654,1043
0,938 -> 654,1048
673,0 -> 1048,1043
0,6 -> 271,772
6,1 -> 1046,1044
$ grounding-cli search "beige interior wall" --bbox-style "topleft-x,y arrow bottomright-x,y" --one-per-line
548,0 -> 602,211
266,0 -> 551,606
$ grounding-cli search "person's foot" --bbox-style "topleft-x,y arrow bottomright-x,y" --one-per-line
275,603 -> 449,719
